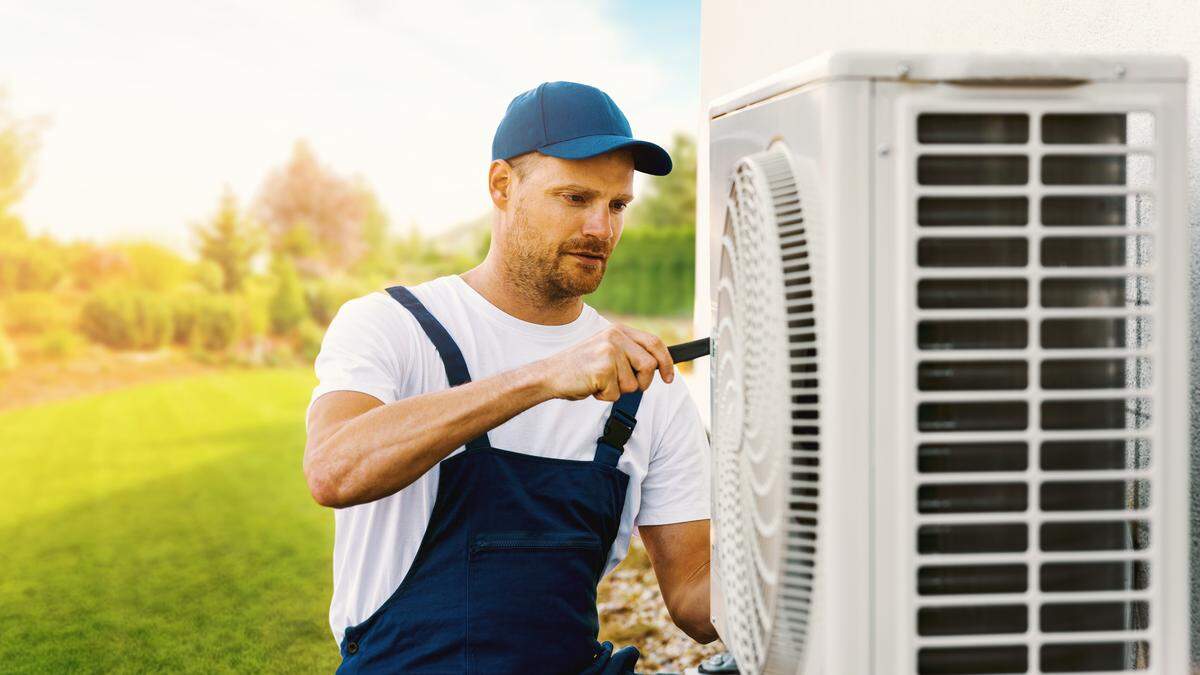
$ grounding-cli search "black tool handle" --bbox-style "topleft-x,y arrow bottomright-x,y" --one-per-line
667,337 -> 711,364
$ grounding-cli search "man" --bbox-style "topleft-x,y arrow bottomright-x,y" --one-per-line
304,81 -> 715,675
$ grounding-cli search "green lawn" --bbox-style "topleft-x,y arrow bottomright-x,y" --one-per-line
0,368 -> 340,674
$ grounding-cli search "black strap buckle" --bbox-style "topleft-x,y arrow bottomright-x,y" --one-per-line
598,411 -> 637,449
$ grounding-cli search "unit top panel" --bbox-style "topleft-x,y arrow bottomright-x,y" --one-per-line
709,50 -> 1187,119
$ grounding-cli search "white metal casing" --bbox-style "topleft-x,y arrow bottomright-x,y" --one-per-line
706,51 -> 1189,675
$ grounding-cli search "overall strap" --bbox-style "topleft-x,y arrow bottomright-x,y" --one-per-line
594,390 -> 643,467
386,285 -> 490,450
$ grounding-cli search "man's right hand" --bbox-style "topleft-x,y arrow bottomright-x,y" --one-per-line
536,324 -> 675,402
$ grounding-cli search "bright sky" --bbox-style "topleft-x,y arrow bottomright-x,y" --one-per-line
0,0 -> 699,251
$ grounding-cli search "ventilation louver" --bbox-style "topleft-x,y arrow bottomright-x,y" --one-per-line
912,110 -> 1158,674
713,144 -> 821,675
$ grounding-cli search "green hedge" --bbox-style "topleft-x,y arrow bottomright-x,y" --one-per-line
79,289 -> 174,350
170,292 -> 203,345
80,289 -> 255,352
171,292 -> 247,351
587,226 -> 694,316
190,297 -> 240,351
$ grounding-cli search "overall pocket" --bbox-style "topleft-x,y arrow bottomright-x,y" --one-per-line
466,531 -> 604,675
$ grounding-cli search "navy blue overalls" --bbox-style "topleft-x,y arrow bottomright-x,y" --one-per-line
335,286 -> 643,675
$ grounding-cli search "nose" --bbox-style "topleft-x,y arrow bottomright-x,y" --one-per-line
580,204 -> 613,240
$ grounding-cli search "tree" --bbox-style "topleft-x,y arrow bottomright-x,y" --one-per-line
254,140 -> 370,276
0,88 -> 47,249
192,259 -> 225,293
193,188 -> 263,293
0,89 -> 44,229
628,133 -> 696,229
349,179 -> 393,277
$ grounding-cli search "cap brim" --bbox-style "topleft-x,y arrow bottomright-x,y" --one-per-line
538,135 -> 673,176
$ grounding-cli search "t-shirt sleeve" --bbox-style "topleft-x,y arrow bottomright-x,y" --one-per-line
635,375 -> 712,527
306,293 -> 405,424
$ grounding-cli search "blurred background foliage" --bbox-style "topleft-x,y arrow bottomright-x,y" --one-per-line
0,96 -> 697,377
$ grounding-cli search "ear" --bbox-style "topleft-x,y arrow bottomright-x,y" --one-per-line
488,160 -> 514,210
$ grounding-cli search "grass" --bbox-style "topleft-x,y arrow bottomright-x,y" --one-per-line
0,365 -> 720,674
0,368 -> 339,674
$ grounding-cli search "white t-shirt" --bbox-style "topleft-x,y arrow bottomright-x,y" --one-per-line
307,274 -> 712,645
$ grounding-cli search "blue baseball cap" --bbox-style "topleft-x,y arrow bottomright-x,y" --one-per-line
491,81 -> 672,176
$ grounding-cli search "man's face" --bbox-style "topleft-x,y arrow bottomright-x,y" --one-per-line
498,150 -> 634,301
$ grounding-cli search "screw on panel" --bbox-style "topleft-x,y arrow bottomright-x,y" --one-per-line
897,62 -> 911,78
1114,64 -> 1127,79
877,145 -> 891,157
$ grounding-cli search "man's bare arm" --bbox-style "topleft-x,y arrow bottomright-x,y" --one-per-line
639,519 -> 718,643
304,364 -> 552,508
303,324 -> 676,509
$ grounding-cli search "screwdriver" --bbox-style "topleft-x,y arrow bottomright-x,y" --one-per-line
667,337 -> 711,364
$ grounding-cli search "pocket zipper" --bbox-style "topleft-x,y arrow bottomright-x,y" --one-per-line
470,537 -> 600,554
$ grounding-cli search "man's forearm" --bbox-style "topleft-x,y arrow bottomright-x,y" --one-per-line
306,361 -> 553,508
640,520 -> 718,644
672,561 -> 718,643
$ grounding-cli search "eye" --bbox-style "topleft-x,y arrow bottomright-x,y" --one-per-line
611,201 -> 628,212
564,193 -> 587,205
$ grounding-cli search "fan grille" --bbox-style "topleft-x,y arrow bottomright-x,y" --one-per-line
714,144 -> 819,674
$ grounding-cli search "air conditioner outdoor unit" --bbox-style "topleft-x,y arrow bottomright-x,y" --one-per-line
705,51 -> 1189,675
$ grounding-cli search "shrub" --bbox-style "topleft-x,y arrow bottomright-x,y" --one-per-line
186,347 -> 223,366
170,292 -> 202,345
2,291 -> 76,335
0,237 -> 66,292
269,257 -> 306,336
120,242 -> 190,292
79,289 -> 173,350
296,320 -> 325,362
305,276 -> 368,327
192,260 -> 225,293
36,329 -> 84,360
0,324 -> 17,373
189,297 -> 239,351
233,289 -> 269,341
258,339 -> 297,368
170,291 -> 267,352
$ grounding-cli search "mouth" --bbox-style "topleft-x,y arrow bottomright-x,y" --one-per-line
566,251 -> 607,263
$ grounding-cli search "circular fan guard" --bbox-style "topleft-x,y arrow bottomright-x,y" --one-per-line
713,144 -> 820,674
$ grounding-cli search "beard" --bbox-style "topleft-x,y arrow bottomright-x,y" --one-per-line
502,201 -> 610,303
